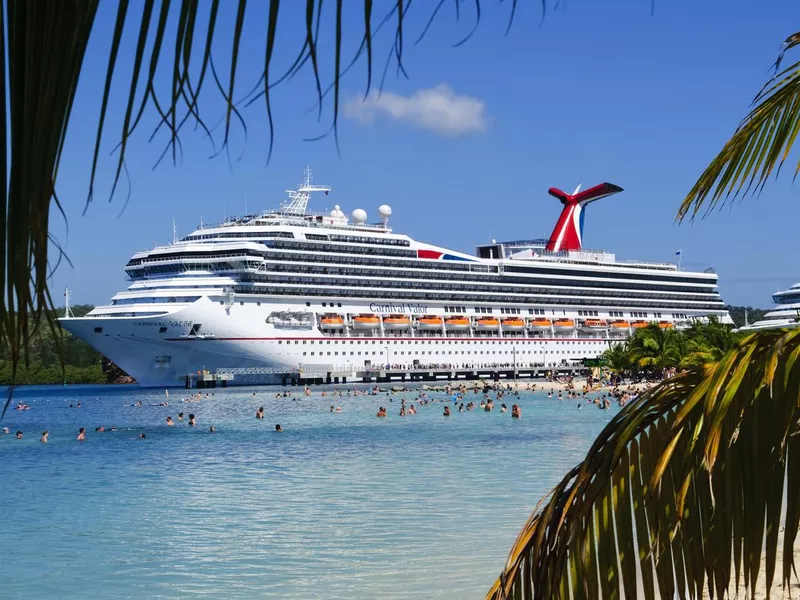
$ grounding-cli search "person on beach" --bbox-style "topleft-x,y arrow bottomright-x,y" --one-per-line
77,427 -> 86,441
40,431 -> 48,443
256,407 -> 264,419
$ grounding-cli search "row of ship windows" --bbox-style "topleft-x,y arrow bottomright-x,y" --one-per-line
128,246 -> 713,286
278,339 -> 603,345
243,276 -> 720,303
577,310 -> 599,316
259,262 -> 714,294
298,350 -> 584,356
129,258 -> 718,298
128,259 -> 714,297
231,286 -> 724,310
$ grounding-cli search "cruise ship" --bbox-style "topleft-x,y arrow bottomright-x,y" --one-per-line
736,282 -> 800,332
61,168 -> 731,387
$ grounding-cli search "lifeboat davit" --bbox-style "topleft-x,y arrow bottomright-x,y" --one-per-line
658,320 -> 674,329
319,314 -> 344,329
553,318 -> 576,332
445,316 -> 470,331
631,320 -> 648,329
582,318 -> 608,331
383,314 -> 411,330
352,313 -> 380,330
475,317 -> 500,331
529,318 -> 552,331
416,315 -> 443,330
501,317 -> 526,331
610,319 -> 630,334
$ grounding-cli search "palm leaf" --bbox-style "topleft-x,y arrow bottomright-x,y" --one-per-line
488,329 -> 800,599
679,31 -> 800,220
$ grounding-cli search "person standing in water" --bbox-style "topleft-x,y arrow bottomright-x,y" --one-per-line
256,407 -> 264,420
188,414 -> 196,427
40,431 -> 48,443
166,416 -> 174,426
77,427 -> 86,441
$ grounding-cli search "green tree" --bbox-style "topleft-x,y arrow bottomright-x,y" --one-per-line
627,323 -> 681,372
601,342 -> 630,375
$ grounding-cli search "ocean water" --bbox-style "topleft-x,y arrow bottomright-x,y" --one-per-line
0,384 -> 616,599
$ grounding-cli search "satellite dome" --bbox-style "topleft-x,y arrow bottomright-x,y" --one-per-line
330,204 -> 345,218
351,208 -> 367,223
378,204 -> 392,219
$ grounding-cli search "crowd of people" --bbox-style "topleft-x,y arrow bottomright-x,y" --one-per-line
3,373 -> 660,443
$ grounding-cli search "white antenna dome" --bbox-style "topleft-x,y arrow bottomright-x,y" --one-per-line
351,208 -> 367,223
330,204 -> 345,218
378,204 -> 392,219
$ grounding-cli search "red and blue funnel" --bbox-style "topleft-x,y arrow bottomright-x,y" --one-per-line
545,182 -> 623,252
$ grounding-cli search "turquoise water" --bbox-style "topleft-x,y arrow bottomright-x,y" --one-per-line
0,384 -> 615,599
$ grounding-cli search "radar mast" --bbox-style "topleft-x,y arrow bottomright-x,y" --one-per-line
281,166 -> 331,214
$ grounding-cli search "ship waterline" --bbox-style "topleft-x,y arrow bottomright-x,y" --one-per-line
60,168 -> 731,386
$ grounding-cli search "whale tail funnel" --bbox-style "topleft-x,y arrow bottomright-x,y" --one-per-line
545,182 -> 623,252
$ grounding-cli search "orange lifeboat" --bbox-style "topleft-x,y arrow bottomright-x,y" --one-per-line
352,313 -> 380,330
529,318 -> 552,331
658,320 -> 674,329
416,315 -> 443,330
445,316 -> 470,330
501,317 -> 526,331
582,318 -> 608,331
475,316 -> 500,331
610,319 -> 630,332
383,314 -> 411,330
631,320 -> 648,329
553,318 -> 576,332
319,314 -> 344,329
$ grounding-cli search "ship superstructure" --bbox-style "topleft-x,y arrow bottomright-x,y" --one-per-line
61,168 -> 731,386
736,282 -> 800,332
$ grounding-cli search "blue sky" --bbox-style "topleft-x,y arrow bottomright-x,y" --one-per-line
51,0 -> 800,309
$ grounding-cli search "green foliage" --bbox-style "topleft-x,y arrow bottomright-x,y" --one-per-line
602,318 -> 741,375
489,329 -> 800,599
726,304 -> 769,329
0,305 -> 110,385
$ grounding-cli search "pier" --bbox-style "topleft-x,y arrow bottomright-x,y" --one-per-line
183,364 -> 590,388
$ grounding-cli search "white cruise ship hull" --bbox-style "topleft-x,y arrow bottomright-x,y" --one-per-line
60,297 -> 612,387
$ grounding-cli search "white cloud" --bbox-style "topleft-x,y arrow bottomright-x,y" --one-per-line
343,84 -> 487,136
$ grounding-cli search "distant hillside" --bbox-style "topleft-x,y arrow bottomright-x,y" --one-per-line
0,305 -> 133,385
726,305 -> 769,329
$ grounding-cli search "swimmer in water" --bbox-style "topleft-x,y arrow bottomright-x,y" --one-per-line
77,427 -> 86,441
166,416 -> 174,426
188,414 -> 196,427
139,432 -> 147,439
209,425 -> 216,433
2,426 -> 9,434
178,412 -> 184,421
16,431 -> 23,439
275,424 -> 282,432
443,406 -> 451,417
40,430 -> 48,443
376,407 -> 387,418
95,426 -> 105,432
256,407 -> 264,420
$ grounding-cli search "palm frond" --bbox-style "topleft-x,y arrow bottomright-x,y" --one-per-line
679,31 -> 800,220
488,329 -> 800,599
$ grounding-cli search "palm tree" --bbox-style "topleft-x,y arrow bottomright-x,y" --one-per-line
627,324 -> 681,373
601,342 -> 630,375
489,33 -> 800,599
